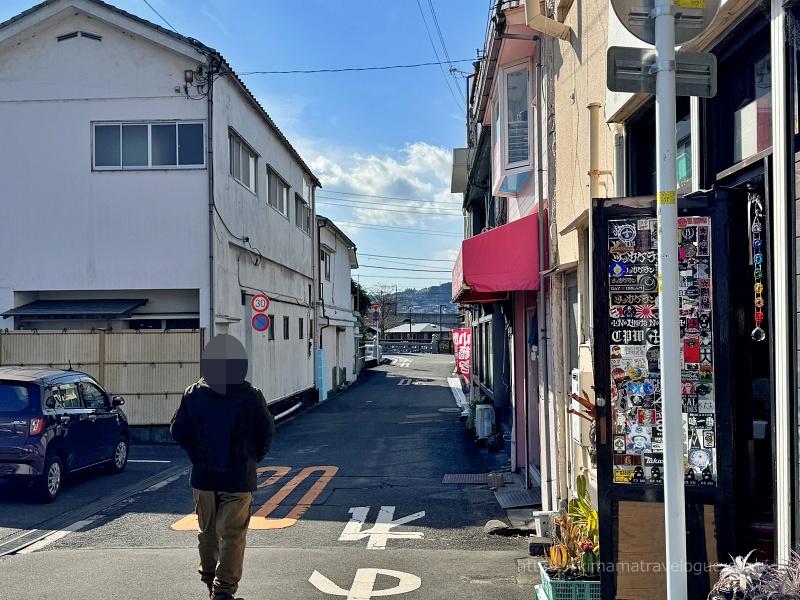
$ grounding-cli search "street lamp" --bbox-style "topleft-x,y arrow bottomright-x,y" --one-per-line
403,317 -> 412,341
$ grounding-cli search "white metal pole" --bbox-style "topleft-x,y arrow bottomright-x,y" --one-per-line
770,0 -> 791,562
653,0 -> 687,596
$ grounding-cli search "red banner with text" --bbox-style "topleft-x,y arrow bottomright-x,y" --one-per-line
452,329 -> 472,378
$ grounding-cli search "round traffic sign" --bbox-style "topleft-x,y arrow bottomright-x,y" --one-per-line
252,313 -> 271,332
251,294 -> 270,313
372,311 -> 380,319
610,0 -> 720,46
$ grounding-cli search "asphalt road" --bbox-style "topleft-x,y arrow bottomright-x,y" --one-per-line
0,353 -> 536,599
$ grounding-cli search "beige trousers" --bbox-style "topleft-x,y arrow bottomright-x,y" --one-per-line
193,489 -> 253,597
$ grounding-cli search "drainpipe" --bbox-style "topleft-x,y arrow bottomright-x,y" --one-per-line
535,35 -> 554,510
612,123 -> 626,198
588,103 -> 603,346
206,57 -> 219,340
317,219 -> 331,347
553,273 -> 569,500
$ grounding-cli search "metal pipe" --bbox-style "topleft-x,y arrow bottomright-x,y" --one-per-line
206,58 -> 216,340
524,291 -> 531,490
612,123 -> 626,198
273,401 -> 303,421
653,0 -> 687,595
588,102 -> 602,346
770,0 -> 791,562
535,35 -> 554,510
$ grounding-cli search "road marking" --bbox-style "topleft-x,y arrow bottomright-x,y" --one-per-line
128,460 -> 172,463
398,379 -> 412,385
339,506 -> 425,549
170,465 -> 338,531
142,472 -> 184,492
17,516 -> 101,554
309,568 -> 421,599
447,377 -> 468,409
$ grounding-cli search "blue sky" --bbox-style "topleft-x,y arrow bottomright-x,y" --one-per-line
0,0 -> 491,293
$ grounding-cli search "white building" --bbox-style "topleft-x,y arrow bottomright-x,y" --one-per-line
316,217 -> 359,397
0,0 -> 320,415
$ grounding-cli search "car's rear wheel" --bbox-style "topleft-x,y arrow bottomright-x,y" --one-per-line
34,454 -> 62,503
105,436 -> 128,474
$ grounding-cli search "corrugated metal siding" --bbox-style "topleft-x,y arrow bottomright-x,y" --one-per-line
0,330 -> 201,426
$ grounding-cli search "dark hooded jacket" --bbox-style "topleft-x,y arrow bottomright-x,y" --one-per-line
170,378 -> 275,492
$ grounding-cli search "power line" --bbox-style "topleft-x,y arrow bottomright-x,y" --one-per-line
335,220 -> 462,237
141,0 -> 178,33
356,274 -> 450,280
414,0 -> 464,113
317,194 -> 460,210
239,59 -> 476,75
426,0 -> 466,104
362,256 -> 451,268
359,265 -> 452,273
317,200 -> 461,216
360,253 -> 455,262
322,189 -> 461,205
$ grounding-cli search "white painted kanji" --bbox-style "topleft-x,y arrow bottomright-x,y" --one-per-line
338,506 -> 425,549
309,569 -> 421,599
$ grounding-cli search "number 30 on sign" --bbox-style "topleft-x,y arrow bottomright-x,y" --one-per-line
251,294 -> 270,312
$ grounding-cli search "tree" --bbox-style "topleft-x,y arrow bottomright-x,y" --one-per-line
368,284 -> 403,339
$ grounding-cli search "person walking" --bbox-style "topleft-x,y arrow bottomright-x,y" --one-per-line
171,334 -> 275,600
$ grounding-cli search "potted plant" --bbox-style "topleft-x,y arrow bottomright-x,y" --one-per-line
568,474 -> 600,578
707,551 -> 773,599
539,507 -> 601,600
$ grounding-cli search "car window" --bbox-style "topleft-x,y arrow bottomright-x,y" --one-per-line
0,384 -> 32,413
80,382 -> 109,409
52,383 -> 81,409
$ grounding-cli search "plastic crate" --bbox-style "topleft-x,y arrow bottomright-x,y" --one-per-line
538,562 -> 601,600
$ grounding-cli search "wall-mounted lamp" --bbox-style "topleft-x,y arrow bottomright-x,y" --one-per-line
184,69 -> 194,83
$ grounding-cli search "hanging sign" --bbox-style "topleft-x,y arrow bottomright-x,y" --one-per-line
452,329 -> 472,378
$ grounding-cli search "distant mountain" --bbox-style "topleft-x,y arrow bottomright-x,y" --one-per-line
396,283 -> 458,314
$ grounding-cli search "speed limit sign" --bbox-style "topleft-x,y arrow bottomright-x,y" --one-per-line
251,294 -> 270,313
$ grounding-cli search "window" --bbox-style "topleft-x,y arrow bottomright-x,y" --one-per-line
322,250 -> 331,281
229,132 -> 257,192
93,122 -> 204,170
268,315 -> 275,340
80,382 -> 108,409
296,194 -> 311,234
283,316 -> 290,340
490,61 -> 532,197
267,167 -> 290,217
52,383 -> 81,409
299,318 -> 304,340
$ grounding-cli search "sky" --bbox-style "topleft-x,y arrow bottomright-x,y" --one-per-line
0,0 -> 492,293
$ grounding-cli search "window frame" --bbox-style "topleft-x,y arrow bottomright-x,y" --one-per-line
490,60 -> 533,197
267,166 -> 290,217
93,121 -> 205,171
295,194 -> 311,235
299,317 -> 304,340
267,315 -> 275,341
283,316 -> 290,340
322,250 -> 331,281
229,131 -> 258,193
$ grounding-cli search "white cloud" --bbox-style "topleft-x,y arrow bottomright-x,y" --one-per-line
307,142 -> 463,228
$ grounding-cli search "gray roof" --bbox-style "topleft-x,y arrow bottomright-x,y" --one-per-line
2,299 -> 147,319
384,323 -> 452,334
0,0 -> 320,188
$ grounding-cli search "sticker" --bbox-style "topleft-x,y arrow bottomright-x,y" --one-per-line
615,469 -> 636,483
611,318 -> 651,329
614,454 -> 642,466
688,449 -> 712,471
626,425 -> 652,454
611,328 -> 646,344
611,276 -> 639,285
610,345 -> 647,358
682,381 -> 694,395
627,367 -> 646,380
612,251 -> 659,264
630,466 -> 647,483
697,227 -> 709,256
610,261 -> 629,277
637,409 -> 657,426
682,227 -> 697,242
612,368 -> 627,382
683,338 -> 701,364
627,382 -> 644,396
627,265 -> 657,275
658,191 -> 677,205
695,384 -> 711,397
612,293 -> 658,305
650,466 -> 664,483
613,436 -> 626,453
622,306 -> 637,318
611,222 -> 638,243
702,430 -> 716,448
635,229 -> 651,252
696,262 -> 710,279
682,395 -> 699,413
643,454 -> 663,467
645,327 -> 660,346
610,241 -> 635,255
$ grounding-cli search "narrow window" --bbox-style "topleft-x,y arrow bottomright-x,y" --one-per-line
268,315 -> 275,341
299,318 -> 304,340
229,131 -> 257,192
268,167 -> 290,217
283,316 -> 290,340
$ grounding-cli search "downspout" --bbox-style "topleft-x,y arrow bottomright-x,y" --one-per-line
206,56 -> 219,340
554,273 -> 568,500
524,290 -> 531,489
588,103 -> 603,345
317,220 -> 331,347
535,35 -> 554,510
611,123 -> 626,197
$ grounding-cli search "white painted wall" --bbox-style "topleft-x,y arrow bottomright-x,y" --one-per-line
317,221 -> 358,391
0,0 -> 316,405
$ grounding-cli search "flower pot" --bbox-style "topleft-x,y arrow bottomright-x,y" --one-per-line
539,561 -> 601,600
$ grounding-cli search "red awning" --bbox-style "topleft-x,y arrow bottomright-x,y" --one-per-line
452,210 -> 543,304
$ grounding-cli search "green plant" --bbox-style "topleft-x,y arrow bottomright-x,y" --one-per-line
545,510 -> 588,580
709,551 -> 772,599
567,474 -> 600,578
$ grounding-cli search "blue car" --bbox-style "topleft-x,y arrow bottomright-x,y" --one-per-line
0,367 -> 129,502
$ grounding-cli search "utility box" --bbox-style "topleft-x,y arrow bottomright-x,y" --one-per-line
475,404 -> 495,440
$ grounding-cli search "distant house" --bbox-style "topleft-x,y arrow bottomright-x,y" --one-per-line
383,323 -> 452,343
316,216 -> 359,396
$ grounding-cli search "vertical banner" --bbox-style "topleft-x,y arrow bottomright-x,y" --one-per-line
452,329 -> 472,378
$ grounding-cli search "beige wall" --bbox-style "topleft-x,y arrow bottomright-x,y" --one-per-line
552,0 -> 616,265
